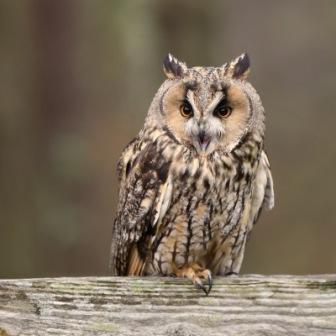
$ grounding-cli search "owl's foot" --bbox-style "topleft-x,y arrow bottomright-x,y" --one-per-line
175,263 -> 213,296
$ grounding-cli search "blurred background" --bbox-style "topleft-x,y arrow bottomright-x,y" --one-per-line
1,0 -> 335,278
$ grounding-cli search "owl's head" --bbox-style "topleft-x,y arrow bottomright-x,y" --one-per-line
147,53 -> 265,155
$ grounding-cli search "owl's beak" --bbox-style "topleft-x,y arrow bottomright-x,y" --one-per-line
198,130 -> 211,151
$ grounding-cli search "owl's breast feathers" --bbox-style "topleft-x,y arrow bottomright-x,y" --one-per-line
110,129 -> 274,276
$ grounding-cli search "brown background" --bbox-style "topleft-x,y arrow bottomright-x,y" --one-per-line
1,0 -> 335,278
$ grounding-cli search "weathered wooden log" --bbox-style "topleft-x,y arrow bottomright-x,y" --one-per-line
0,275 -> 336,336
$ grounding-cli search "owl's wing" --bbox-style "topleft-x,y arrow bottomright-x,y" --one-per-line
250,150 -> 274,224
110,140 -> 171,275
260,151 -> 274,210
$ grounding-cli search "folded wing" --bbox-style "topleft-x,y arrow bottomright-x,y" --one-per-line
110,141 -> 172,275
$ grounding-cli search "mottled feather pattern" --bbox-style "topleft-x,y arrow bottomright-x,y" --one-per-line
110,53 -> 274,294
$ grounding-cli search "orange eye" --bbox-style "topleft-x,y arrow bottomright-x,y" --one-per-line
214,101 -> 232,118
180,101 -> 193,118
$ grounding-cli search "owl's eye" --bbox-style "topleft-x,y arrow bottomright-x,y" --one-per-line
214,101 -> 232,118
180,101 -> 193,118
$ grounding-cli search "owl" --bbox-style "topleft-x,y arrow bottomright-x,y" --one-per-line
110,53 -> 274,295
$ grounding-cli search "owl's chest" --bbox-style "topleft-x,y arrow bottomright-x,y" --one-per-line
156,155 -> 253,238
168,154 -> 252,214
146,152 -> 258,275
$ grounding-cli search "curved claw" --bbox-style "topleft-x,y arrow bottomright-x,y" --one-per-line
195,281 -> 208,295
207,273 -> 213,295
194,271 -> 213,296
174,264 -> 213,296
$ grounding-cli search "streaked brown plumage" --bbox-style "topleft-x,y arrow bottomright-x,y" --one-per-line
110,53 -> 274,295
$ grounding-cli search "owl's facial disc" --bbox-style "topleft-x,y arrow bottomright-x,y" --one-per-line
162,81 -> 251,155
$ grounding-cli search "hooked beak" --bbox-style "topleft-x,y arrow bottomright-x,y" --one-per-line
198,130 -> 211,151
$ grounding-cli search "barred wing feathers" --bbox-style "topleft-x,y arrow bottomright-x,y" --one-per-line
110,140 -> 171,275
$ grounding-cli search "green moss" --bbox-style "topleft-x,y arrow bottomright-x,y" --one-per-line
189,314 -> 222,327
16,290 -> 28,300
50,282 -> 96,293
305,280 -> 336,291
95,280 -> 118,287
88,321 -> 120,333
130,283 -> 145,295
201,297 -> 219,305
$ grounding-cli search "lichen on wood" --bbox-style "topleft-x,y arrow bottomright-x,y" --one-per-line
0,275 -> 336,335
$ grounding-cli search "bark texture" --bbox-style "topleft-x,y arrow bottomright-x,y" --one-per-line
0,275 -> 336,336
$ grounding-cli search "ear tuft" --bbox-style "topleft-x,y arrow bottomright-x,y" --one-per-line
231,52 -> 250,80
163,53 -> 187,79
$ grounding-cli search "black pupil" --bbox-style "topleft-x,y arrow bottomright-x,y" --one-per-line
183,102 -> 192,114
216,102 -> 230,116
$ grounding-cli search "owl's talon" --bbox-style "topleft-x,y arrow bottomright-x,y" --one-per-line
197,268 -> 212,295
194,280 -> 208,295
207,274 -> 213,294
174,264 -> 212,296
193,273 -> 212,295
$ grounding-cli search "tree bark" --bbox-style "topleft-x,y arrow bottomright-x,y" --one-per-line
0,275 -> 336,336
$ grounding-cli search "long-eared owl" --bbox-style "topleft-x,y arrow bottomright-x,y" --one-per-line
110,53 -> 274,295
